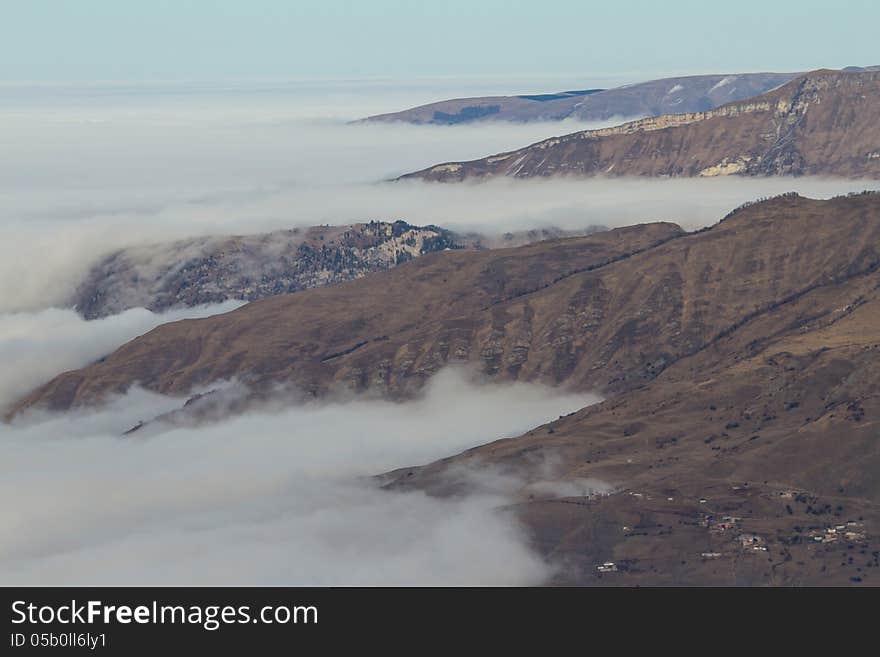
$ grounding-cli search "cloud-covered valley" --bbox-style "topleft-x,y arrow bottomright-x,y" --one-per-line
0,369 -> 597,585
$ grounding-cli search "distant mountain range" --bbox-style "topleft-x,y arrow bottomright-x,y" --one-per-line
362,72 -> 799,124
364,66 -> 880,127
399,69 -> 880,181
17,192 -> 880,585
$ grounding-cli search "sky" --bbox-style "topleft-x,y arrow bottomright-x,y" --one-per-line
2,0 -> 878,84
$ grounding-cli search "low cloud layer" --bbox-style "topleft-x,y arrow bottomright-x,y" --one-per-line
0,369 -> 598,585
3,82 -> 876,313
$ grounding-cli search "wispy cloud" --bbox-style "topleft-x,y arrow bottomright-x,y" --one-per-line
0,302 -> 242,410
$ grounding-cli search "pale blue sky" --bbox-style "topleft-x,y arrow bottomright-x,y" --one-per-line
1,0 -> 877,82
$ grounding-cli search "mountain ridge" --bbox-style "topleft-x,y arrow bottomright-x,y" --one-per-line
398,69 -> 880,181
72,222 -> 615,320
10,192 -> 880,419
379,193 -> 880,585
361,72 -> 798,125
72,221 -> 461,319
7,221 -> 686,416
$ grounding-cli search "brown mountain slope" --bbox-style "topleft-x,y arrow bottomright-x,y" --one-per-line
361,72 -> 796,125
10,193 -> 880,425
9,222 -> 682,415
388,224 -> 880,502
398,70 -> 880,181
384,267 -> 880,584
383,194 -> 880,585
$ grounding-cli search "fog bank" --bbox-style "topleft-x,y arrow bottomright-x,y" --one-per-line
3,83 -> 875,313
0,369 -> 599,585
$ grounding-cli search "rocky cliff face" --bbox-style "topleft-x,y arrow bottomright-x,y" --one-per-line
362,72 -> 797,125
72,221 -> 461,319
399,70 -> 880,181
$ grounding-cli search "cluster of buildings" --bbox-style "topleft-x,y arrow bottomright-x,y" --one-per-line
737,533 -> 768,551
809,521 -> 866,545
700,514 -> 740,533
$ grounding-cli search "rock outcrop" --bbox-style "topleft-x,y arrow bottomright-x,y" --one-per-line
72,221 -> 461,319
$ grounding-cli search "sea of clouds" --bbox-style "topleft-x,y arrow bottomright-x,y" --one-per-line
0,369 -> 598,585
2,80 -> 877,313
1,78 -> 877,585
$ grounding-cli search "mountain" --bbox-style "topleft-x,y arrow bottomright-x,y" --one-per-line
72,222 -> 607,320
9,193 -> 878,411
72,221 -> 460,319
361,72 -> 797,125
399,69 -> 880,181
10,222 -> 682,413
10,192 -> 880,585
383,193 -> 880,585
